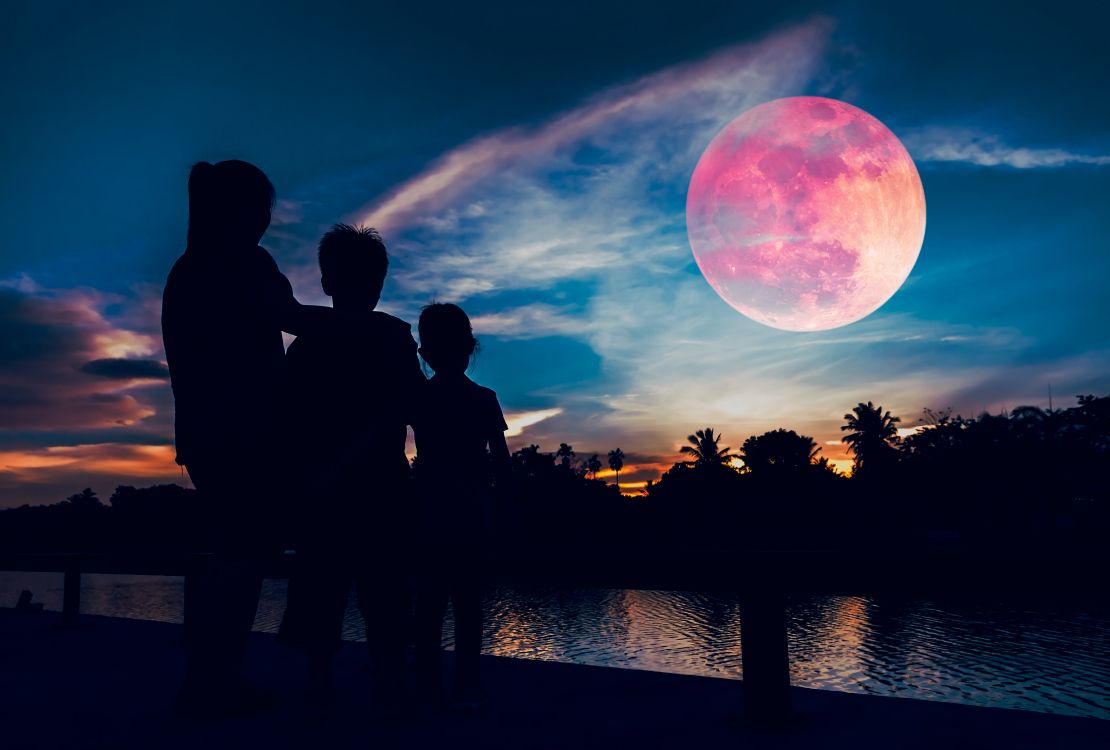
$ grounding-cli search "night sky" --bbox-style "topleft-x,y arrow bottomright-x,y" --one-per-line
2,1 -> 1109,505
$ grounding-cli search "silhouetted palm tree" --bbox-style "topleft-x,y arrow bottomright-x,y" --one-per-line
556,443 -> 576,469
679,427 -> 735,468
608,448 -> 625,487
841,401 -> 900,476
1011,404 -> 1068,444
586,454 -> 602,479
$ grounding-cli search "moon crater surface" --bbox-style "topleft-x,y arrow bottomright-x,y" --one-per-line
686,96 -> 926,331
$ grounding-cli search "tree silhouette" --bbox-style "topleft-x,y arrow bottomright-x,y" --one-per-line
65,487 -> 101,509
1010,404 -> 1069,447
511,444 -> 549,477
585,454 -> 602,479
608,448 -> 625,488
556,443 -> 576,470
841,401 -> 900,476
679,427 -> 735,468
740,428 -> 820,475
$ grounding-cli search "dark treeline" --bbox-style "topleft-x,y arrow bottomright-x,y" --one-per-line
504,394 -> 1110,556
2,395 -> 1108,558
0,484 -> 204,554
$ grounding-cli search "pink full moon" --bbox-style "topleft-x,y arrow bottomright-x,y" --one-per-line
686,96 -> 926,331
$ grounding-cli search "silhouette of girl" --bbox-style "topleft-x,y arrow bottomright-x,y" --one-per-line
412,303 -> 511,708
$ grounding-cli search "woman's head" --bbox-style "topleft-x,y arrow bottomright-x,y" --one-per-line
418,302 -> 477,375
187,160 -> 275,250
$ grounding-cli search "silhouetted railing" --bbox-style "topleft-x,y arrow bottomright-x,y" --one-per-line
2,547 -> 1103,723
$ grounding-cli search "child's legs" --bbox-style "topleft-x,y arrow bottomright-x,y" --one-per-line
414,578 -> 450,696
451,580 -> 482,693
355,565 -> 410,691
285,550 -> 350,694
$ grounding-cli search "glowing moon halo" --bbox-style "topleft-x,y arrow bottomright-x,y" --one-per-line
685,96 -> 926,331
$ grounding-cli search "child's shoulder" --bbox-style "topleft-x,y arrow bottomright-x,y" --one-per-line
463,377 -> 501,405
353,310 -> 415,343
306,310 -> 415,346
367,309 -> 411,330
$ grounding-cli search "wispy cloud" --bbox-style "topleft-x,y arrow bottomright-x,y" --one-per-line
905,128 -> 1110,168
470,304 -> 585,340
356,19 -> 833,235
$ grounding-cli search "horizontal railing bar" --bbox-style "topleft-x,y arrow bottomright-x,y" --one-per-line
2,549 -> 1104,594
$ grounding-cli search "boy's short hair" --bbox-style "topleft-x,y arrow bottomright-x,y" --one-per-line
318,224 -> 388,288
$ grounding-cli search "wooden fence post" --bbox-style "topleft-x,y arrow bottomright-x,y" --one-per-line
740,590 -> 791,722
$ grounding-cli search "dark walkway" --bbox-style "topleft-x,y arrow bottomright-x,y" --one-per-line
1,608 -> 1106,749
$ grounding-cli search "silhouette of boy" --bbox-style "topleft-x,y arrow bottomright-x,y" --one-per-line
277,225 -> 423,709
411,303 -> 511,708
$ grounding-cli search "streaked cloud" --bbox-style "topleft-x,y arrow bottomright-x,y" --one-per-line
471,305 -> 585,340
905,128 -> 1110,168
505,407 -> 564,438
0,444 -> 177,477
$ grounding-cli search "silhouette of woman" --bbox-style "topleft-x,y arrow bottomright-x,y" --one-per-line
162,160 -> 325,715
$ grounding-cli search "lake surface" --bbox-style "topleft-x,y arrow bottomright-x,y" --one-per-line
2,572 -> 1107,720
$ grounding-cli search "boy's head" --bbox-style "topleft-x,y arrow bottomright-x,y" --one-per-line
418,303 -> 477,375
318,224 -> 388,309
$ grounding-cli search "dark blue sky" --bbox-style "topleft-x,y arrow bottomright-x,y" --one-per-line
2,1 -> 1108,503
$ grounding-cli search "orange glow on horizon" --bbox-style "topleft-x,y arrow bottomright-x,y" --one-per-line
0,444 -> 179,479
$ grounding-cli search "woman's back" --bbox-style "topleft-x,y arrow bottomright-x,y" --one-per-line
162,244 -> 291,466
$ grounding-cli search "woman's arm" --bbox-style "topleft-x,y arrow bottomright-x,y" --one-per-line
489,431 -> 512,489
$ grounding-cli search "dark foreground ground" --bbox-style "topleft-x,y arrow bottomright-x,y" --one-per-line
1,608 -> 1107,750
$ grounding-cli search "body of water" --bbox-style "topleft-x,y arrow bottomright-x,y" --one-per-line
2,572 -> 1107,720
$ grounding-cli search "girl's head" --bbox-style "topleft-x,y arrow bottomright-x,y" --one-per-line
187,160 -> 275,251
418,303 -> 477,375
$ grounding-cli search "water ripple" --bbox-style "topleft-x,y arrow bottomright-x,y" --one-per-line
2,573 -> 1106,719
